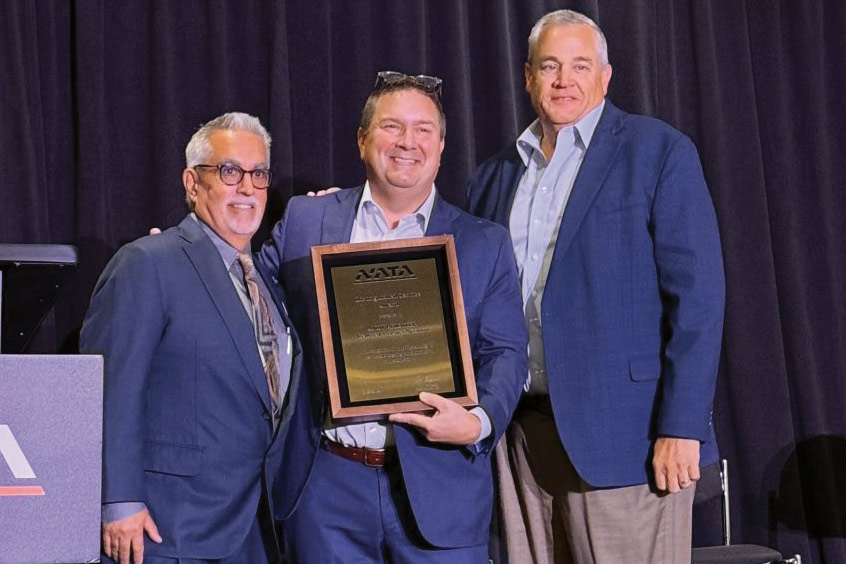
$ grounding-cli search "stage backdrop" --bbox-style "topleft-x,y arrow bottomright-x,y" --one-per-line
2,1 -> 845,562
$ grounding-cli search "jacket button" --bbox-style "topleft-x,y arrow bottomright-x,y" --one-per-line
262,412 -> 271,421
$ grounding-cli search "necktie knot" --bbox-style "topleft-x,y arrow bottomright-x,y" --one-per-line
238,253 -> 256,279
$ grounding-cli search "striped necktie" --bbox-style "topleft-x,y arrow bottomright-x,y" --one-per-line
238,253 -> 282,418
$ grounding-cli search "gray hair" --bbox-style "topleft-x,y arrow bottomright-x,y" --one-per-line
527,9 -> 609,67
185,112 -> 271,168
184,112 -> 271,211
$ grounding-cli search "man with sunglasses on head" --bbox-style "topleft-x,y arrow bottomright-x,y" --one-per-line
466,9 -> 724,564
81,112 -> 301,564
257,73 -> 527,563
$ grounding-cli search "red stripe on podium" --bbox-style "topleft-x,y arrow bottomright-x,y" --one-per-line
0,486 -> 46,496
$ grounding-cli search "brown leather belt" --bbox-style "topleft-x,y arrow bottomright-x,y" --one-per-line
323,438 -> 398,467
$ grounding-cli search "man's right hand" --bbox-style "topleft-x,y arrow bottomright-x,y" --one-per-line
102,509 -> 162,564
306,187 -> 341,197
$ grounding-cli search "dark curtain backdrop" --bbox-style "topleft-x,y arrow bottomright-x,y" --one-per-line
2,1 -> 845,562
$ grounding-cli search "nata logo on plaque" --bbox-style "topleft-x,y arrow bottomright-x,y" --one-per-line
355,264 -> 416,283
0,424 -> 45,497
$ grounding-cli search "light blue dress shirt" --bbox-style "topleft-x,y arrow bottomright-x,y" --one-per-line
322,182 -> 492,449
509,101 -> 604,393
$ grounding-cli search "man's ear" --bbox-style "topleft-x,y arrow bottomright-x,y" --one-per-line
601,64 -> 613,95
183,168 -> 198,206
357,127 -> 367,160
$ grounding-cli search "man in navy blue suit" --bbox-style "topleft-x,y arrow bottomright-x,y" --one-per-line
257,74 -> 527,563
466,10 -> 725,564
81,112 -> 300,564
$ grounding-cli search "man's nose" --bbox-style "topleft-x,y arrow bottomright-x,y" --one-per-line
554,66 -> 573,86
236,173 -> 256,195
396,127 -> 417,149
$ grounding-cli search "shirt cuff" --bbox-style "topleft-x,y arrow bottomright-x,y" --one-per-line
102,501 -> 147,523
469,406 -> 492,444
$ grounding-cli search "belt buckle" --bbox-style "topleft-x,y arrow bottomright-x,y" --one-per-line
362,447 -> 384,467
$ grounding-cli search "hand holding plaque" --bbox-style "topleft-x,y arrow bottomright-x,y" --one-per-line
311,235 -> 476,421
388,391 -> 482,445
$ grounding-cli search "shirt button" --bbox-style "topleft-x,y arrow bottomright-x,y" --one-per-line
540,186 -> 548,191
533,219 -> 541,225
531,254 -> 538,261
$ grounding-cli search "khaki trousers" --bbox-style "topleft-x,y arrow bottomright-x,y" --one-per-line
495,398 -> 695,564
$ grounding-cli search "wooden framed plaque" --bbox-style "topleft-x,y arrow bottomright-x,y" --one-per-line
311,235 -> 476,421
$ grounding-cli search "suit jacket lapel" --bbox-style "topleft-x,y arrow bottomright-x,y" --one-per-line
321,186 -> 361,244
552,101 -> 624,262
425,193 -> 459,235
178,217 -> 272,412
258,266 -> 303,434
496,148 -> 525,229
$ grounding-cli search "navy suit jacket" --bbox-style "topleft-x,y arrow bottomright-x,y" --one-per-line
257,187 -> 527,548
80,215 -> 303,559
466,100 -> 725,488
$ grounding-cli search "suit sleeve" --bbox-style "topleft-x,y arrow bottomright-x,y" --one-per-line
256,203 -> 292,279
80,243 -> 166,504
651,135 -> 725,441
471,229 -> 527,453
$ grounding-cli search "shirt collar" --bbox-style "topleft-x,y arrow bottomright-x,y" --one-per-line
516,99 -> 606,167
358,180 -> 437,232
191,212 -> 243,269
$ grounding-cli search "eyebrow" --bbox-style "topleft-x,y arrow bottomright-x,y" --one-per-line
378,117 -> 437,126
219,159 -> 270,168
538,55 -> 595,64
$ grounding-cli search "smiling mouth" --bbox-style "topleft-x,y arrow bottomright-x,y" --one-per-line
390,157 -> 419,165
229,203 -> 255,210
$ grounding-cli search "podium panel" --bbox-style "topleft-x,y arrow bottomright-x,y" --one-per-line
0,355 -> 103,564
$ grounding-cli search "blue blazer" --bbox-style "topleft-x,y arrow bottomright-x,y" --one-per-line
80,215 -> 303,559
257,187 -> 527,548
466,101 -> 725,488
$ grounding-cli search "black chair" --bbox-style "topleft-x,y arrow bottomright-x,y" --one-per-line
691,460 -> 800,564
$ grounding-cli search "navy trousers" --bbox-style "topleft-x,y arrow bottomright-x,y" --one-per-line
100,510 -> 277,564
283,445 -> 488,564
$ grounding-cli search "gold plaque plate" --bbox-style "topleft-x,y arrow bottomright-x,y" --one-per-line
312,236 -> 476,421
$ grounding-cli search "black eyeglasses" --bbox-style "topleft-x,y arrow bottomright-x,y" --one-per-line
374,71 -> 443,97
194,163 -> 272,189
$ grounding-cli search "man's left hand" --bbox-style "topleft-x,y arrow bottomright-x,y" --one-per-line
653,437 -> 700,493
389,392 -> 481,445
